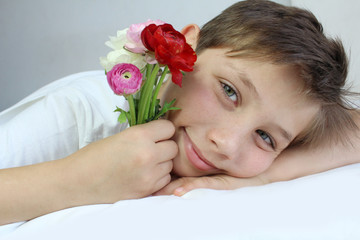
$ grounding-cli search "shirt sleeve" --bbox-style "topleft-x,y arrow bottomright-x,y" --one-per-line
0,71 -> 128,169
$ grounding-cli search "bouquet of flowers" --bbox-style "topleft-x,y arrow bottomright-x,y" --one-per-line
100,20 -> 197,126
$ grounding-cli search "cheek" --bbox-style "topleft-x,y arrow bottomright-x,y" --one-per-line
192,89 -> 217,115
178,80 -> 220,118
232,150 -> 276,177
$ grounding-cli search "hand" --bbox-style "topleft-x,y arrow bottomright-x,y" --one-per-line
154,174 -> 269,196
66,119 -> 178,203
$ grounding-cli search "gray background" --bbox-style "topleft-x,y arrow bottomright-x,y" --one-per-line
1,0 -> 359,111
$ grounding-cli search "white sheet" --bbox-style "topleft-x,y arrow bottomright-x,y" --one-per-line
2,163 -> 360,240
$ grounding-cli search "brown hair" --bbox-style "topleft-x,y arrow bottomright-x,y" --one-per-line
196,0 -> 359,147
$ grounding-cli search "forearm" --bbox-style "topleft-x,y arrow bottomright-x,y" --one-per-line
265,112 -> 360,183
0,158 -> 81,225
261,137 -> 360,184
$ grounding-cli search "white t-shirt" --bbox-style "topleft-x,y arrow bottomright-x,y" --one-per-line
0,71 -> 129,169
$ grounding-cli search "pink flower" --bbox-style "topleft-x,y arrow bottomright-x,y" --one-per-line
125,19 -> 165,54
107,63 -> 143,95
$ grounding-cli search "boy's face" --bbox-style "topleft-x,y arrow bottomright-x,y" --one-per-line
161,48 -> 319,178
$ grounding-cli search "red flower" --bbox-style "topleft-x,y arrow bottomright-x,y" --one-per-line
141,24 -> 197,87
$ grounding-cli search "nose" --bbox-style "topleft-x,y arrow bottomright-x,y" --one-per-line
207,126 -> 245,161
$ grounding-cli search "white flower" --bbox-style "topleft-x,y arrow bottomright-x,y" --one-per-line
100,28 -> 146,72
105,28 -> 128,50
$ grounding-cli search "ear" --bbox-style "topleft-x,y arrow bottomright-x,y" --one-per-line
180,24 -> 200,50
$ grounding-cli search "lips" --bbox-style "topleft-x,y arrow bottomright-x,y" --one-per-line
183,128 -> 217,172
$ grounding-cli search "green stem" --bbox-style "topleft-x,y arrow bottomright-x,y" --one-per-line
126,95 -> 136,126
149,66 -> 169,119
143,64 -> 160,121
137,64 -> 160,124
137,64 -> 152,124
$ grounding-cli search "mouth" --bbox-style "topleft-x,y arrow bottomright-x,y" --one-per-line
183,128 -> 217,172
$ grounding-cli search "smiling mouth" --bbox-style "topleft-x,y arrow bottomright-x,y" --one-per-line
183,128 -> 217,172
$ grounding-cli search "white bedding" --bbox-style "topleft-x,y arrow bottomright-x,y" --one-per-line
1,71 -> 359,239
1,163 -> 360,240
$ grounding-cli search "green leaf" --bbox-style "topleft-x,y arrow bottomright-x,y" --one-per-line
114,106 -> 122,112
151,98 -> 181,120
117,110 -> 128,123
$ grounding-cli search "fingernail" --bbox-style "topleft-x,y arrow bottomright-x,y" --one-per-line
174,187 -> 184,196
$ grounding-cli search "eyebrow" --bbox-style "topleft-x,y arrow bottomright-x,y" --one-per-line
277,126 -> 293,143
237,71 -> 259,99
236,71 -> 293,144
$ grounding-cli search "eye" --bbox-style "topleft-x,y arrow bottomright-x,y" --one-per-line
221,82 -> 238,103
256,130 -> 275,149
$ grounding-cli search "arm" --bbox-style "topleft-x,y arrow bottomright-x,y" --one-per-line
259,139 -> 360,184
156,113 -> 360,196
0,158 -> 77,225
0,120 -> 177,225
262,111 -> 360,183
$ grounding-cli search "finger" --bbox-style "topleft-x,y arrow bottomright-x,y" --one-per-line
154,140 -> 178,163
159,159 -> 173,173
153,177 -> 193,196
152,174 -> 172,194
137,119 -> 175,142
173,175 -> 231,196
151,160 -> 173,192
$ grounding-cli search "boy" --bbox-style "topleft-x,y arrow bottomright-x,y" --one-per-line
0,0 -> 359,225
156,0 -> 360,195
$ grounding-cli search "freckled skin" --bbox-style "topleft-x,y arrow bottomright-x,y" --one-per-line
160,48 -> 319,178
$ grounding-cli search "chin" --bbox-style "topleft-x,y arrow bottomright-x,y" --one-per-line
171,159 -> 205,177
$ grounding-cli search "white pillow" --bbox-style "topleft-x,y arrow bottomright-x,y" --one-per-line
2,163 -> 360,240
